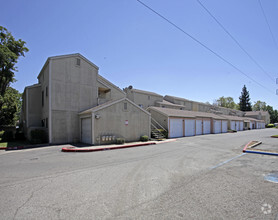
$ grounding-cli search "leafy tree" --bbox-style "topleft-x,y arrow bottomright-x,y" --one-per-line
239,85 -> 252,111
253,100 -> 267,111
0,87 -> 22,126
214,96 -> 238,109
0,26 -> 28,109
266,105 -> 278,123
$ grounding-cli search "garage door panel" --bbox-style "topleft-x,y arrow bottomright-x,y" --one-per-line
185,119 -> 195,136
169,119 -> 183,138
203,120 -> 211,134
196,120 -> 202,135
239,122 -> 243,131
214,120 -> 221,134
222,121 -> 228,133
81,118 -> 91,144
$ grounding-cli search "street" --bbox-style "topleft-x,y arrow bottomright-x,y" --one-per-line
0,129 -> 277,219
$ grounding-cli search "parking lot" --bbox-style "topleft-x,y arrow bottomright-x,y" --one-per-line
0,129 -> 277,219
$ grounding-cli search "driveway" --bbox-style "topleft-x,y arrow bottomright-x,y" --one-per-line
0,129 -> 277,219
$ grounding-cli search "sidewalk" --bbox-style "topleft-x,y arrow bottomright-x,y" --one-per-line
61,139 -> 176,152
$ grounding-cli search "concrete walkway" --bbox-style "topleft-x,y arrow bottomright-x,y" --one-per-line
61,139 -> 176,152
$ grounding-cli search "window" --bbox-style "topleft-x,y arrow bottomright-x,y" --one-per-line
76,58 -> 81,66
124,102 -> 127,110
42,91 -> 44,107
46,86 -> 48,97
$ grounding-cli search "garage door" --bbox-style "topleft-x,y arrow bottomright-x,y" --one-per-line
249,122 -> 252,130
184,119 -> 195,136
230,121 -> 236,130
169,118 -> 183,138
203,120 -> 211,134
256,122 -> 259,129
239,122 -> 243,131
196,120 -> 202,135
214,120 -> 221,134
235,121 -> 240,131
81,117 -> 91,144
222,121 -> 228,133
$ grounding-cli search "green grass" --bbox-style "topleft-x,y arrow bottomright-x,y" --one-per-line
271,135 -> 278,138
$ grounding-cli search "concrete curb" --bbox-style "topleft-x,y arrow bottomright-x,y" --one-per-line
0,147 -> 6,150
61,142 -> 157,152
243,141 -> 278,156
5,144 -> 51,151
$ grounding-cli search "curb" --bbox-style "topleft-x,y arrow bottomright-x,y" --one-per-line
243,141 -> 262,152
5,144 -> 51,151
0,147 -> 6,150
243,141 -> 278,156
62,142 -> 156,152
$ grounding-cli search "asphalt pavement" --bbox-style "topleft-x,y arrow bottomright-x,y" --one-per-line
0,129 -> 277,219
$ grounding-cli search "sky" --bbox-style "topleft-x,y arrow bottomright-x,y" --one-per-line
1,0 -> 278,109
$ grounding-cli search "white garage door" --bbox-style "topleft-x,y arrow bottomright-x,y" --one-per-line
81,117 -> 91,144
196,120 -> 202,135
222,121 -> 228,133
203,120 -> 211,134
230,121 -> 236,130
256,122 -> 259,129
184,119 -> 195,136
239,122 -> 244,131
169,118 -> 183,138
249,122 -> 252,130
235,121 -> 240,131
214,120 -> 221,134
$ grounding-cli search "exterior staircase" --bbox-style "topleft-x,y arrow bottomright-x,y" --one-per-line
151,117 -> 167,141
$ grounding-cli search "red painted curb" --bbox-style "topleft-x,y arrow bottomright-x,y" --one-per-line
62,142 -> 156,152
0,147 -> 6,150
243,141 -> 252,152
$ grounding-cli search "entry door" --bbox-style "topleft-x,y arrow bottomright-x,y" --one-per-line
222,121 -> 228,133
81,118 -> 91,144
169,118 -> 183,138
214,120 -> 221,134
196,120 -> 202,135
203,120 -> 211,134
184,119 -> 195,136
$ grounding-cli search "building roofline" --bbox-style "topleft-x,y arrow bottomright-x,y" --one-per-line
130,88 -> 163,97
79,98 -> 150,116
98,75 -> 126,95
37,53 -> 99,80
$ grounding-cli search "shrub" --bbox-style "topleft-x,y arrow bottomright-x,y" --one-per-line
266,124 -> 275,128
116,138 -> 125,144
15,132 -> 25,141
30,129 -> 47,144
140,135 -> 149,142
228,130 -> 237,133
0,130 -> 4,139
2,131 -> 14,141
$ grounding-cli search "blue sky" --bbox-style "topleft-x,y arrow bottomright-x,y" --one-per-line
1,0 -> 278,109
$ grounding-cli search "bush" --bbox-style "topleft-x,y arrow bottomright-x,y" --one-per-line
2,131 -> 14,141
116,138 -> 125,144
30,129 -> 47,144
0,130 -> 4,139
140,135 -> 149,142
15,132 -> 25,141
266,124 -> 275,128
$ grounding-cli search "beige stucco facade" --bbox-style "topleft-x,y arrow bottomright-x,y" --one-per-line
79,98 -> 151,145
22,53 -> 150,144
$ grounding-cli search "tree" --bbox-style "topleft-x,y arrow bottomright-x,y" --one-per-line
0,87 -> 22,126
239,85 -> 252,111
253,100 -> 267,111
0,26 -> 28,106
266,105 -> 278,124
214,96 -> 238,109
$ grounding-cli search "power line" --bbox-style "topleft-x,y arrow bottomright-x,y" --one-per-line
196,0 -> 275,82
258,0 -> 278,50
135,0 -> 273,94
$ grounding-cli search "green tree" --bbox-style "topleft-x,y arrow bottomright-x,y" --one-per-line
0,26 -> 28,108
253,100 -> 267,111
266,105 -> 278,123
214,96 -> 238,109
239,85 -> 252,111
0,87 -> 22,125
